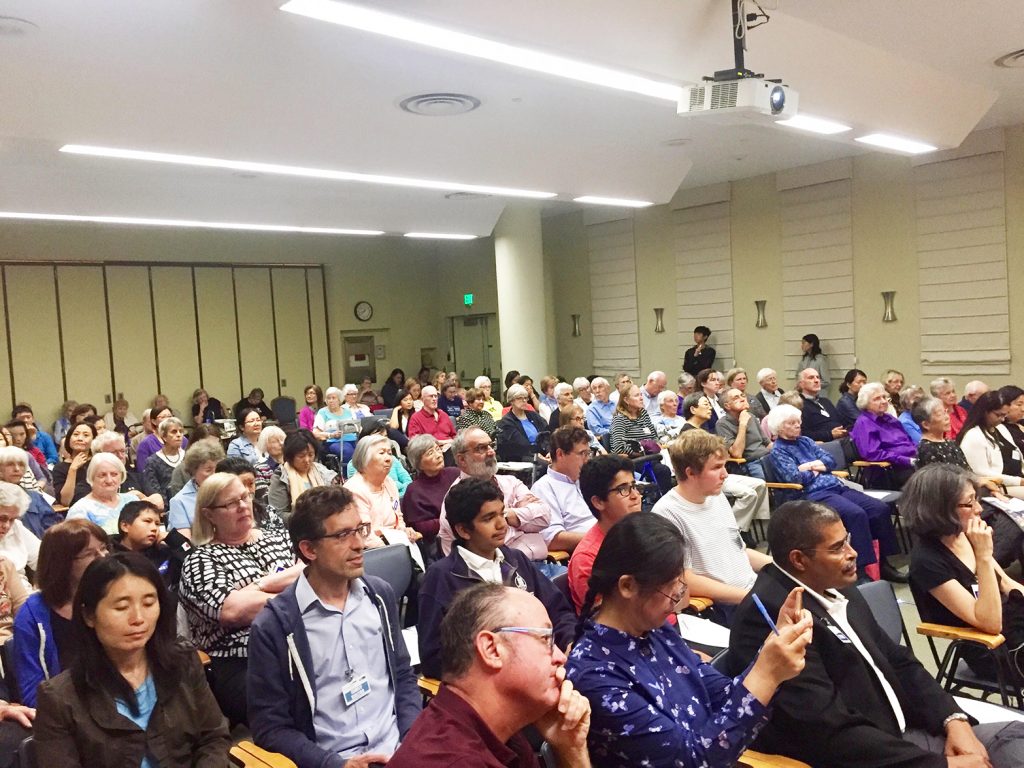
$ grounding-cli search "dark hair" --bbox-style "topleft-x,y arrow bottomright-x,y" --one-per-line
504,370 -> 520,389
63,420 -> 98,455
189,423 -> 222,442
838,369 -> 867,394
550,426 -> 589,457
3,420 -> 30,446
358,418 -> 389,441
576,514 -> 688,640
118,499 -> 162,533
237,407 -> 261,427
802,334 -> 822,359
38,519 -> 109,607
956,391 -> 1005,447
445,477 -> 504,545
579,455 -> 634,518
440,582 -> 508,681
71,552 -> 188,714
71,403 -> 98,423
387,369 -> 405,386
289,485 -> 356,563
304,384 -> 325,410
911,397 -> 943,427
216,456 -> 255,477
695,368 -> 717,389
999,385 -> 1024,407
283,432 -> 316,464
693,325 -> 711,338
766,500 -> 841,574
10,405 -> 31,419
682,392 -> 707,418
901,463 -> 972,540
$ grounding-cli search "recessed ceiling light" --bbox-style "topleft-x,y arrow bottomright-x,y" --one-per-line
994,49 -> 1024,69
399,92 -> 481,116
775,114 -> 851,135
574,196 -> 654,208
854,133 -> 937,154
280,0 -> 683,102
0,16 -> 38,37
404,232 -> 477,240
59,144 -> 556,199
0,211 -> 384,236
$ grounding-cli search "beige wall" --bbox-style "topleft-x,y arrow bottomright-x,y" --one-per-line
543,124 -> 1024,395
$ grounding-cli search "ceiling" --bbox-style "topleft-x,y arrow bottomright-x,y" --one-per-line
0,1 -> 1019,237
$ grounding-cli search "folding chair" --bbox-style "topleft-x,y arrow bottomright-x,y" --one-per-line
856,579 -> 912,647
917,623 -> 1022,709
230,740 -> 297,768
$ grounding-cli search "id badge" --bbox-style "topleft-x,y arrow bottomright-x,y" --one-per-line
825,623 -> 853,644
342,674 -> 371,707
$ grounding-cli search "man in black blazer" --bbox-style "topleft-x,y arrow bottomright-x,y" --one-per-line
728,500 -> 1024,768
797,368 -> 848,443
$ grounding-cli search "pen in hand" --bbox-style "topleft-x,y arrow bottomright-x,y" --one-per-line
751,593 -> 779,636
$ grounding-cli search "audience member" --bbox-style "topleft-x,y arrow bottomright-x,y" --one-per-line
168,441 -> 225,538
345,420 -> 411,492
142,416 -> 187,507
218,456 -> 286,534
91,431 -> 154,503
314,386 -> 352,462
345,434 -> 421,549
358,375 -> 383,407
1000,385 -> 1024,455
3,421 -> 50,494
749,367 -> 784,420
516,375 -> 544,416
405,379 -> 423,412
765,405 -> 906,583
227,408 -> 264,465
401,434 -> 461,549
572,376 -> 593,411
958,391 -> 1024,499
539,375 -> 560,414
111,500 -> 182,589
652,389 -> 686,443
727,500 -> 1024,767
267,432 -> 337,523
716,387 -> 771,479
191,387 -> 225,425
248,485 -> 420,766
683,325 -> 716,376
67,453 -> 138,535
849,382 -> 917,488
569,512 -> 812,767
496,384 -> 548,462
0,552 -> 27,642
835,368 -> 867,430
545,382 -> 575,431
531,427 -> 596,554
796,368 -> 848,442
567,455 -> 642,612
798,333 -> 830,390
474,375 -> 503,422
0,450 -> 60,538
11,404 -> 58,466
252,424 -> 286,499
726,367 -> 749,394
418,478 -> 575,679
695,368 -> 726,430
52,400 -> 77,447
962,380 -> 989,411
438,380 -> 465,420
298,384 -> 324,432
134,406 -> 186,474
13,519 -> 108,707
584,377 -> 615,437
931,377 -> 968,439
102,398 -> 139,444
52,421 -> 97,506
455,387 -> 496,438
380,368 -> 406,408
0,482 -> 42,587
640,371 -> 667,418
232,388 -> 274,421
897,385 -> 926,445
882,369 -> 905,414
178,472 -> 302,725
675,371 -> 697,405
408,386 -> 457,452
391,584 -> 591,767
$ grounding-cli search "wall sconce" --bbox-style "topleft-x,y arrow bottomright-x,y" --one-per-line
571,313 -> 582,337
881,291 -> 897,322
755,300 -> 767,328
653,307 -> 665,334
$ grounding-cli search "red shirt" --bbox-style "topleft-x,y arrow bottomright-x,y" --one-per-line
407,408 -> 457,441
947,404 -> 968,440
388,685 -> 538,768
568,524 -> 606,613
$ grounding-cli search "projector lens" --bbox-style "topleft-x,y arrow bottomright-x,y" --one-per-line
769,86 -> 786,114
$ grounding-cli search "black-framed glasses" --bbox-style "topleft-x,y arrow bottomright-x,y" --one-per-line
657,581 -> 688,605
315,521 -> 371,542
207,494 -> 252,513
491,626 -> 554,652
803,532 -> 853,555
608,481 -> 640,497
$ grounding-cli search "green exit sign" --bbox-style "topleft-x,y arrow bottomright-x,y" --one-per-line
464,293 -> 474,307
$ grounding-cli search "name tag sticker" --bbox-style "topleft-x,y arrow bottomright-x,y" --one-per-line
826,624 -> 853,644
342,674 -> 371,706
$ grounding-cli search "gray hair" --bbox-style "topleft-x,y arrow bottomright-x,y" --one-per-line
646,370 -> 666,384
350,433 -> 391,473
572,377 -> 591,392
657,389 -> 678,406
756,368 -> 776,384
929,377 -> 954,397
506,383 -> 528,402
764,403 -> 802,435
92,431 -> 125,454
912,396 -> 945,427
406,434 -> 440,473
856,382 -> 888,410
257,425 -> 286,455
677,372 -> 695,388
473,375 -> 491,388
553,382 -> 573,398
899,385 -> 925,412
341,384 -> 358,397
591,376 -> 609,389
184,441 -> 227,476
0,481 -> 29,516
0,446 -> 28,470
325,386 -> 343,400
86,452 -> 127,486
452,427 -> 488,457
965,380 -> 988,397
682,392 -> 707,416
157,416 -> 183,438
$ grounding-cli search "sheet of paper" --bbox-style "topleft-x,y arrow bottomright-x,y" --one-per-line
675,613 -> 731,648
402,627 -> 420,667
380,528 -> 426,573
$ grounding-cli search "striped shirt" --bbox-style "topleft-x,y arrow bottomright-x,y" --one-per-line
608,409 -> 658,455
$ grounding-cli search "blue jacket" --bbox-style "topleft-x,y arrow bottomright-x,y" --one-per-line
13,592 -> 62,707
247,574 -> 421,768
768,436 -> 843,498
32,431 -> 58,466
417,545 -> 576,679
23,491 -> 62,539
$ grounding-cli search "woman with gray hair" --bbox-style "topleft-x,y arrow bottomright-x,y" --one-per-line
0,448 -> 61,539
897,385 -> 926,445
142,416 -> 187,507
401,434 -> 461,548
168,440 -> 226,538
344,433 -> 421,549
0,481 -> 43,586
930,376 -> 969,439
849,382 -> 918,489
66,452 -> 137,535
253,424 -> 286,498
496,383 -> 549,462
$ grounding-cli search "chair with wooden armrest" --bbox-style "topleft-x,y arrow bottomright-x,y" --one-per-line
418,675 -> 441,702
547,550 -> 570,564
230,741 -> 297,768
197,649 -> 211,666
737,750 -> 811,767
917,623 -> 1022,709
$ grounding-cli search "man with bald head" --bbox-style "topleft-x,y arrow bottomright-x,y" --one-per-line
797,368 -> 848,443
641,370 -> 667,418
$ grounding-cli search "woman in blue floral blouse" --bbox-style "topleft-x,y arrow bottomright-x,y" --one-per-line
566,513 -> 812,768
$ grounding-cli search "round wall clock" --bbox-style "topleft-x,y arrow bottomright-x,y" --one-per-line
354,301 -> 373,322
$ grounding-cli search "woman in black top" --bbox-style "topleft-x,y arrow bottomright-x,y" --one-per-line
380,368 -> 406,408
52,422 -> 98,507
904,464 -> 1024,678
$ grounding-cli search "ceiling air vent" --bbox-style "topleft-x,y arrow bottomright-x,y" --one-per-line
994,49 -> 1024,68
399,93 -> 481,116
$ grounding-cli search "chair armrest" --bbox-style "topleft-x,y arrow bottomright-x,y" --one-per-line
916,623 -> 1005,650
547,550 -> 570,563
831,470 -> 849,479
851,460 -> 892,468
418,676 -> 441,697
766,482 -> 804,491
230,741 -> 298,768
688,596 -> 714,612
737,749 -> 811,767
726,457 -> 747,464
197,650 -> 211,666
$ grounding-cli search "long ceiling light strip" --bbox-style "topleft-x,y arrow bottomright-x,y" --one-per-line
775,114 -> 851,135
59,144 -> 557,200
0,211 -> 384,236
573,195 -> 653,208
404,232 -> 477,240
280,0 -> 683,102
854,133 -> 937,154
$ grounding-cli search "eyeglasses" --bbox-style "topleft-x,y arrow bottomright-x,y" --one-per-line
463,442 -> 495,455
491,626 -> 554,652
656,581 -> 688,605
957,496 -> 980,509
803,532 -> 853,555
315,521 -> 371,542
75,545 -> 108,560
608,481 -> 640,497
208,494 -> 252,513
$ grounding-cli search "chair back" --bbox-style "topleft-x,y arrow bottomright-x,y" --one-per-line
363,544 -> 413,600
551,572 -> 573,612
270,397 -> 297,428
819,440 -> 848,471
856,579 -> 910,646
710,647 -> 732,672
18,736 -> 36,768
0,637 -> 17,702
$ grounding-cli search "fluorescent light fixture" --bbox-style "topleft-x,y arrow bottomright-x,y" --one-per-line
0,211 -> 384,236
404,232 -> 477,240
573,195 -> 654,208
854,133 -> 937,154
775,114 -> 851,135
60,144 -> 557,200
280,0 -> 683,102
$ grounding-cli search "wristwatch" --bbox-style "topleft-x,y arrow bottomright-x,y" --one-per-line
943,712 -> 970,729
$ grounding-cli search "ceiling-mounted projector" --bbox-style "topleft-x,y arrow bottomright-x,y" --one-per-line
678,78 -> 798,122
